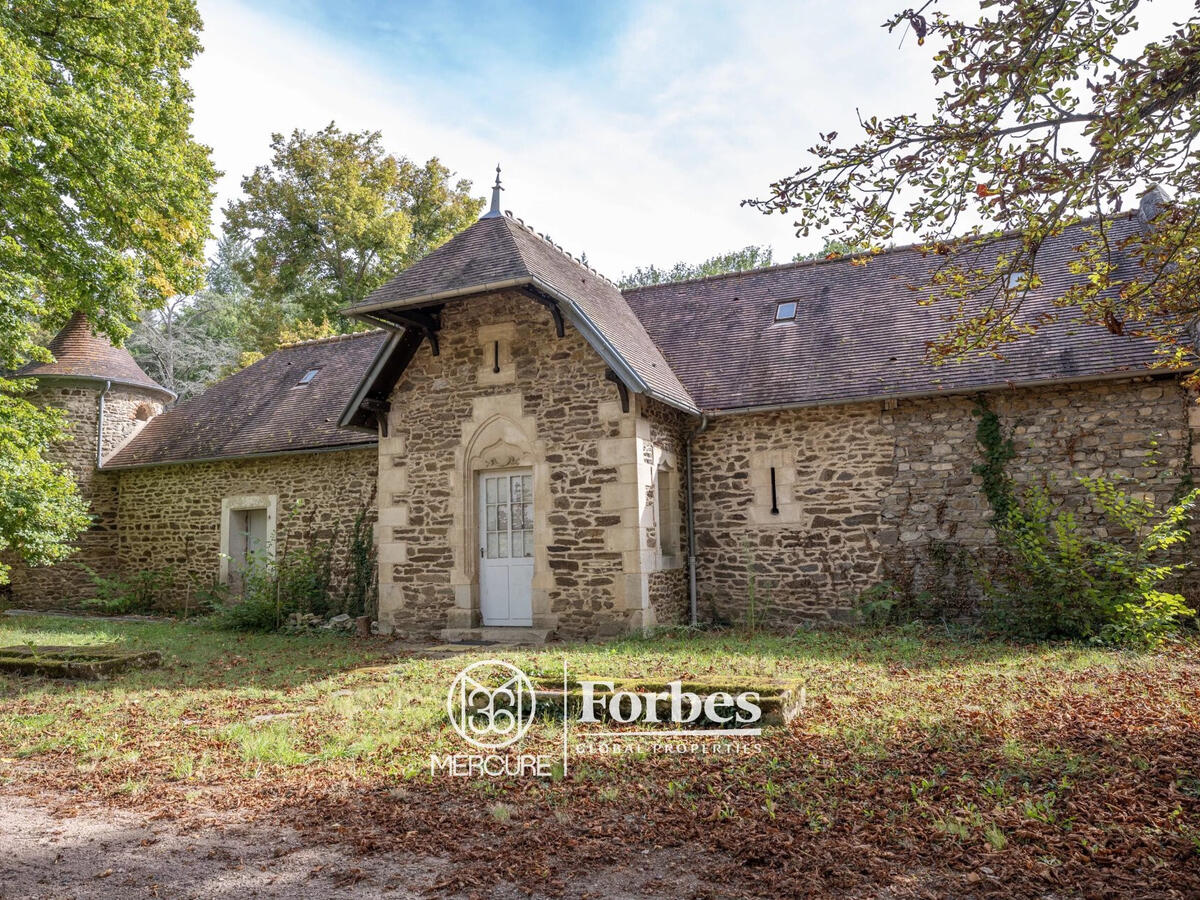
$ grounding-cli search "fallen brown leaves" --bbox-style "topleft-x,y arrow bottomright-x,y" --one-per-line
4,649 -> 1200,898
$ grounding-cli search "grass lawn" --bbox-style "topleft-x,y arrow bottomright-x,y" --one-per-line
1,615 -> 1198,896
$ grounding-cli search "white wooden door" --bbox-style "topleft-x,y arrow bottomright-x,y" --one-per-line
479,470 -> 534,626
229,507 -> 267,593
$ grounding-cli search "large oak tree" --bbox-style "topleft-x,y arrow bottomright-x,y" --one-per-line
0,0 -> 217,579
223,124 -> 483,343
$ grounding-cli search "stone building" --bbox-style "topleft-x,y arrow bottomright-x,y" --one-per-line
7,181 -> 1197,640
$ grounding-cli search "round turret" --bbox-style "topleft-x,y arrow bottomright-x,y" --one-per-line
8,313 -> 174,608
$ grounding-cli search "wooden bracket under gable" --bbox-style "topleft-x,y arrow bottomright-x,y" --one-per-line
360,397 -> 392,437
386,307 -> 443,356
521,287 -> 566,338
604,368 -> 630,413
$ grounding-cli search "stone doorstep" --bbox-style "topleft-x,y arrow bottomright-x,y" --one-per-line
439,626 -> 551,646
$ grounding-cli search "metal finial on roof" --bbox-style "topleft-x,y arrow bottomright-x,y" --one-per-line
482,164 -> 503,218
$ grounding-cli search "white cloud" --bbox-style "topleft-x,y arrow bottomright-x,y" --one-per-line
186,0 -> 1002,277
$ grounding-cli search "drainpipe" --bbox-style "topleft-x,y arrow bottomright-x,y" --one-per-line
97,380 -> 111,468
684,414 -> 708,626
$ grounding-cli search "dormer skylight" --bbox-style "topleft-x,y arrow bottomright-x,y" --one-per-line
297,368 -> 321,385
775,300 -> 797,321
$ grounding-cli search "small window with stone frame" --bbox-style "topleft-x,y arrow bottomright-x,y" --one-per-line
656,461 -> 681,564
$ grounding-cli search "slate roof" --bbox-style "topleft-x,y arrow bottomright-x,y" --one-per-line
624,216 -> 1167,412
96,206 -> 1179,468
18,312 -> 174,400
104,331 -> 387,468
349,213 -> 698,413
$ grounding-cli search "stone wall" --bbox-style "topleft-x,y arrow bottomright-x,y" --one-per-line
689,375 -> 1197,625
690,402 -> 894,624
642,398 -> 691,626
378,289 -> 671,640
115,448 -> 377,610
6,381 -> 166,608
880,376 -> 1197,610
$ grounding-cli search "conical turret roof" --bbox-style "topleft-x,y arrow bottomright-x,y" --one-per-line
17,312 -> 174,400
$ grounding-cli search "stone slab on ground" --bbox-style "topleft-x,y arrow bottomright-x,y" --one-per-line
2,609 -> 172,623
0,645 -> 163,679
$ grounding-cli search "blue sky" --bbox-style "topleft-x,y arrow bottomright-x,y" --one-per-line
186,0 -> 1178,277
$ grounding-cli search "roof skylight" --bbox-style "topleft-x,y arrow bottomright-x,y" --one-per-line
774,301 -> 798,322
297,368 -> 321,385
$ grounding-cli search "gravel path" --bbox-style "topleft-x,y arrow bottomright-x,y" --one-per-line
0,792 -> 698,899
0,793 -> 447,899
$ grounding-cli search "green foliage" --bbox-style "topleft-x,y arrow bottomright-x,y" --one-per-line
223,124 -> 483,345
792,237 -> 873,263
972,396 -> 1017,522
213,542 -> 334,633
751,3 -> 1200,374
343,500 -> 378,619
0,0 -> 216,574
855,581 -> 900,626
619,245 -> 776,289
969,395 -> 1196,646
214,502 -> 336,632
0,386 -> 90,582
78,565 -> 175,616
985,477 -> 1198,647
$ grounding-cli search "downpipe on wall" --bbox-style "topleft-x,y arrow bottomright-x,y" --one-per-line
97,379 -> 111,468
684,414 -> 708,627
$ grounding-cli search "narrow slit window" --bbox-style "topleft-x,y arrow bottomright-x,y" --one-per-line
492,340 -> 501,374
769,466 -> 780,515
297,368 -> 321,385
656,463 -> 680,560
774,301 -> 797,321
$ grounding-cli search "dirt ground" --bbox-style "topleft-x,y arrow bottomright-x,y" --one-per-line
0,790 -> 700,900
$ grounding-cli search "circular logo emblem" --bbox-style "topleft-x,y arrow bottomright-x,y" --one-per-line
447,660 -> 537,750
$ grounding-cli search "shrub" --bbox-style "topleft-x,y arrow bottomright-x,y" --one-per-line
78,565 -> 174,615
213,543 -> 334,632
343,499 -> 377,619
984,476 -> 1199,646
971,396 -> 1199,647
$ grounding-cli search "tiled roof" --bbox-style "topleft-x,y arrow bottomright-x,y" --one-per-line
624,216 -> 1168,412
349,214 -> 698,413
18,312 -> 173,399
104,331 -> 387,468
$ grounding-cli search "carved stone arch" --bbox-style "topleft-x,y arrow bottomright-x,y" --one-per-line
465,413 -> 536,472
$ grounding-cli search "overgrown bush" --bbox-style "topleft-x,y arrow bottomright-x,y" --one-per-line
78,564 -> 174,615
213,542 -> 334,632
984,477 -> 1198,646
972,396 -> 1199,647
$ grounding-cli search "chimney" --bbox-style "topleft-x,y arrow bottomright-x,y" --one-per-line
1138,183 -> 1172,229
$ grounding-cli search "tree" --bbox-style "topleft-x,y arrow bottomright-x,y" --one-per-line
223,124 -> 483,337
792,237 -> 873,263
128,239 -> 268,397
0,1 -> 216,580
619,245 -> 776,289
749,2 -> 1200,373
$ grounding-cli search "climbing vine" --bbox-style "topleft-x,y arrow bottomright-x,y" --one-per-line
969,393 -> 1198,646
971,395 -> 1015,522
